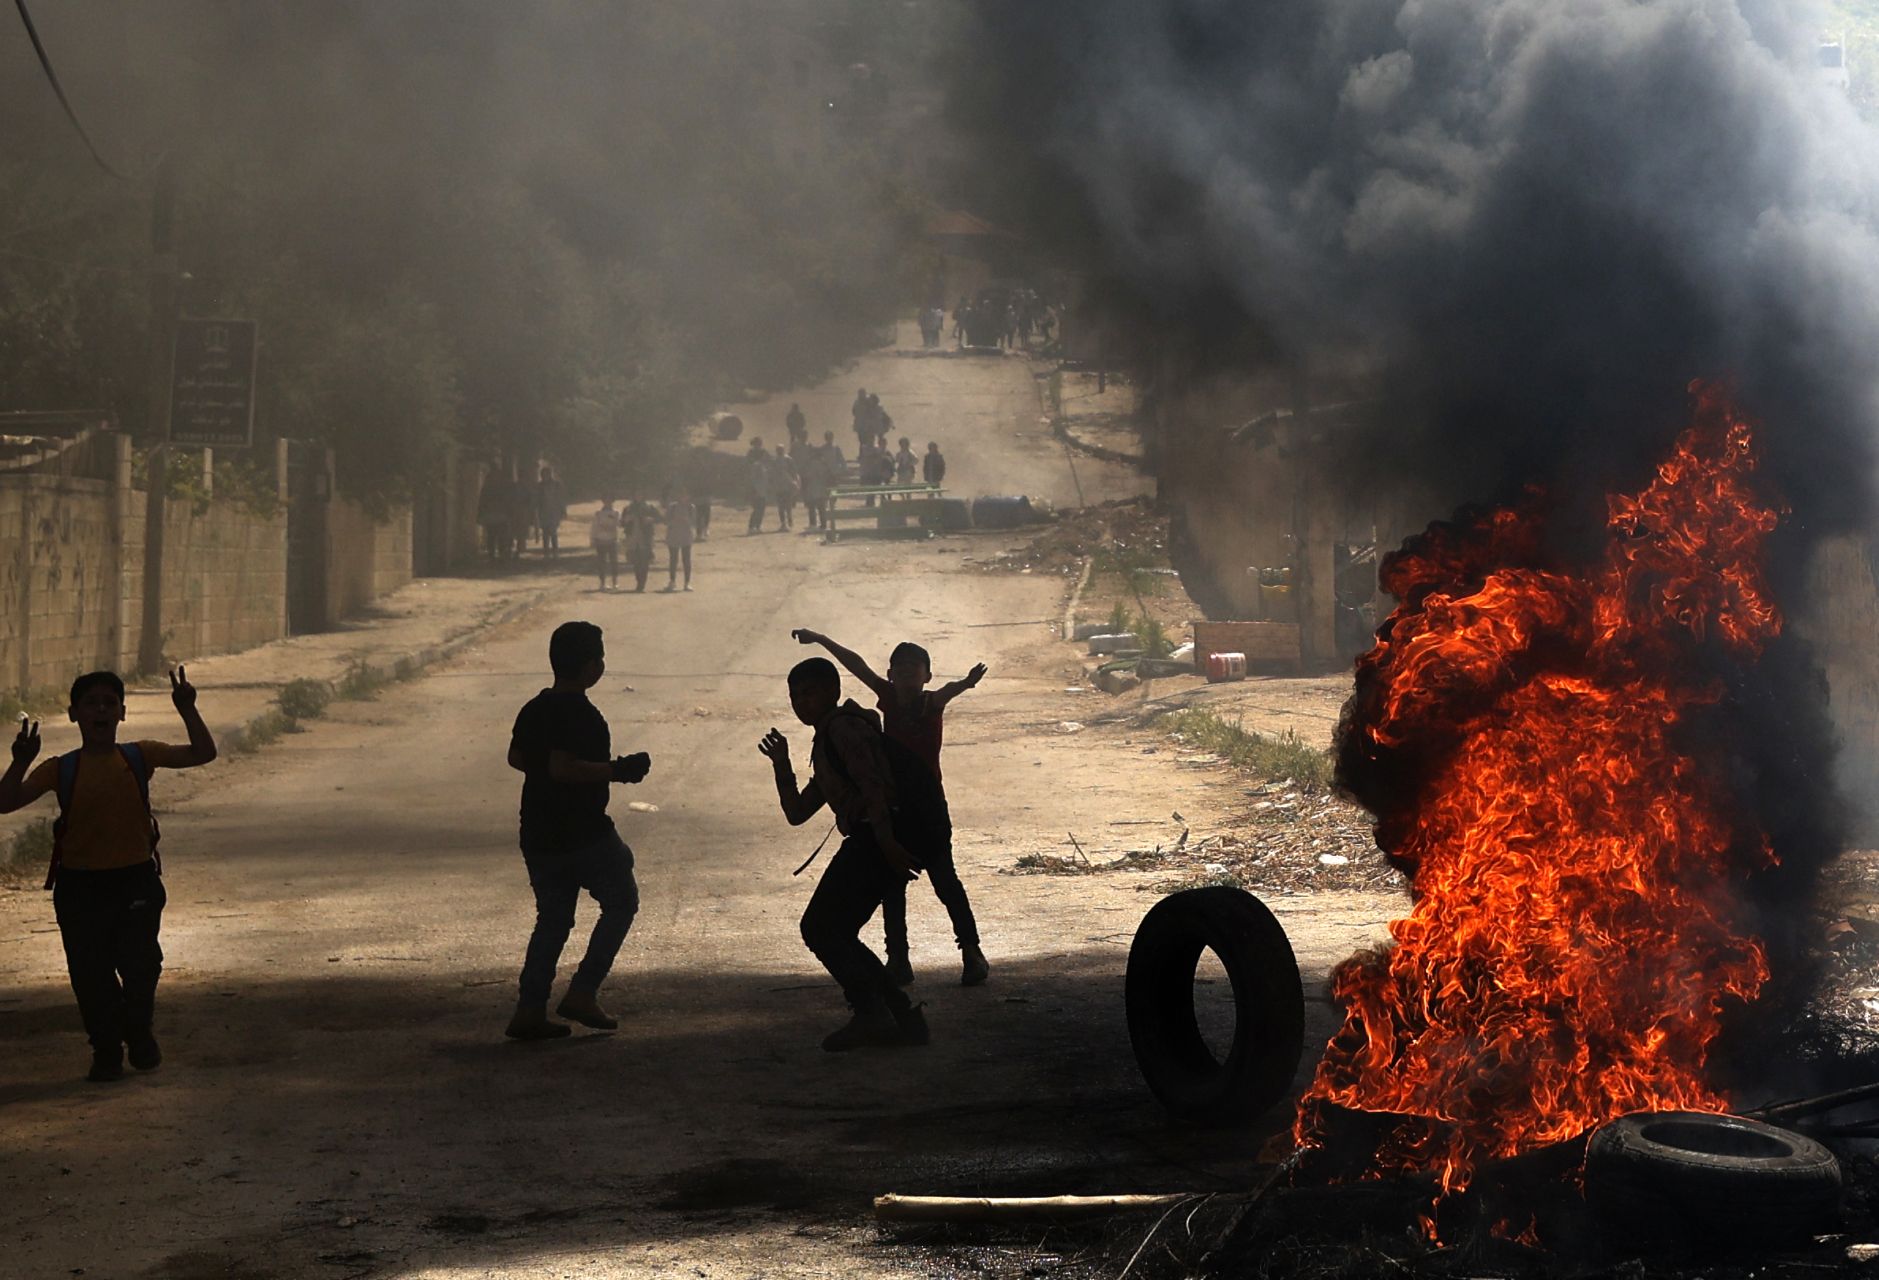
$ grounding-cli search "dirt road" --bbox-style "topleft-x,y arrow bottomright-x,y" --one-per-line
0,334 -> 1397,1279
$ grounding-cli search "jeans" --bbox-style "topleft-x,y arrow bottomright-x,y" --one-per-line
594,542 -> 618,587
519,831 -> 639,1007
748,494 -> 767,532
54,861 -> 166,1051
882,826 -> 977,955
799,830 -> 915,1013
667,544 -> 692,585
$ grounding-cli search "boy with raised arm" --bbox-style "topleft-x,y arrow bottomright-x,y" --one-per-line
505,621 -> 651,1041
759,659 -> 934,1051
793,629 -> 989,986
0,668 -> 217,1081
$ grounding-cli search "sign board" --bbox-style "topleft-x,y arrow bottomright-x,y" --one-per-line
168,318 -> 258,447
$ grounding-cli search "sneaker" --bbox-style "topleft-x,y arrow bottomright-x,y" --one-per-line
961,944 -> 990,987
87,1048 -> 124,1082
127,1035 -> 162,1071
504,1005 -> 573,1042
885,953 -> 915,987
821,998 -> 901,1053
893,1002 -> 931,1047
555,987 -> 618,1031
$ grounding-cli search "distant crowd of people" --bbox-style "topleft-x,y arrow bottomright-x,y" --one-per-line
737,391 -> 948,533
951,288 -> 1055,350
477,465 -> 569,563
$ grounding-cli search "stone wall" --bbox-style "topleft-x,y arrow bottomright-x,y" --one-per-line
1,436 -> 287,693
0,475 -> 122,691
325,497 -> 412,623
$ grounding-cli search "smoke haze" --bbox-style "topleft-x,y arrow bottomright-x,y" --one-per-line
956,0 -> 1878,537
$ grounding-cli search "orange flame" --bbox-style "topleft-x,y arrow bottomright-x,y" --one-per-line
1295,382 -> 1781,1194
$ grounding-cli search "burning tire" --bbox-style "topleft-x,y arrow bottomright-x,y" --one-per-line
1126,887 -> 1303,1126
1584,1111 -> 1841,1248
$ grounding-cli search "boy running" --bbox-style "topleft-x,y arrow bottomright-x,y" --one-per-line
0,668 -> 217,1081
505,622 -> 652,1040
759,659 -> 935,1051
792,630 -> 989,986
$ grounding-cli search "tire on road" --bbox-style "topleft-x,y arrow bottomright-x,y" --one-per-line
1584,1111 -> 1841,1248
1125,886 -> 1303,1126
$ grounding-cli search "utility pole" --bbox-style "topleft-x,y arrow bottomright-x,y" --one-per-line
138,159 -> 176,674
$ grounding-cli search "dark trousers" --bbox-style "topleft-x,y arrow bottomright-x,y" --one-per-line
629,546 -> 652,591
595,542 -> 618,587
667,544 -> 692,585
695,499 -> 711,538
748,493 -> 767,532
882,828 -> 977,955
800,831 -> 917,1012
53,861 -> 166,1051
519,831 -> 639,1006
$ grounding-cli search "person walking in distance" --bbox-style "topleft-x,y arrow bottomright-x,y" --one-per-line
923,442 -> 946,488
590,498 -> 621,591
505,622 -> 651,1040
793,630 -> 989,986
785,402 -> 807,448
894,437 -> 918,487
746,437 -> 771,535
663,488 -> 695,592
0,668 -> 218,1081
621,492 -> 659,593
773,443 -> 798,531
536,465 -> 567,559
758,658 -> 939,1050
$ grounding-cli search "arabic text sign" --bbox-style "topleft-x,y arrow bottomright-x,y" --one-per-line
169,319 -> 258,447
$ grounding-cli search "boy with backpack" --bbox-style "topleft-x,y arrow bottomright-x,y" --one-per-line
0,668 -> 218,1081
758,657 -> 939,1051
792,629 -> 988,986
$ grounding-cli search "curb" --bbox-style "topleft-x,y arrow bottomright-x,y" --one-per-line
1052,415 -> 1148,468
219,582 -> 559,753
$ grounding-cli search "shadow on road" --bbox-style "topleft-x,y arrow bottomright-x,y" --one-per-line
0,949 -> 1336,1278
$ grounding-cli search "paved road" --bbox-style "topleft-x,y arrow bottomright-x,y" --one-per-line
0,337 -> 1394,1279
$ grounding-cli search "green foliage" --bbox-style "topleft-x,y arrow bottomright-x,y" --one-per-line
1158,709 -> 1333,790
336,664 -> 392,702
0,687 -> 64,725
277,679 -> 333,722
0,3 -> 925,505
3,818 -> 54,882
1107,600 -> 1134,635
1139,617 -> 1172,659
231,708 -> 294,753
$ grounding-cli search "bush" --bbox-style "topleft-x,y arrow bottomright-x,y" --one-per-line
3,818 -> 54,883
337,664 -> 392,701
277,678 -> 333,721
231,707 -> 295,753
1107,600 -> 1134,636
1140,617 -> 1172,659
1157,708 -> 1333,790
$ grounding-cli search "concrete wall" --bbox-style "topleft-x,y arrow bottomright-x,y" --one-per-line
1800,536 -> 1879,836
0,475 -> 122,691
325,497 -> 412,622
1,435 -> 288,692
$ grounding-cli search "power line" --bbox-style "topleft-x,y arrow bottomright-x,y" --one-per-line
13,0 -> 132,181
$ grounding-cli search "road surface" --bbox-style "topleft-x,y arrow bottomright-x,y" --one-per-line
0,332 -> 1395,1279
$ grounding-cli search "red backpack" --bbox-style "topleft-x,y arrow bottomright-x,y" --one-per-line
45,744 -> 161,890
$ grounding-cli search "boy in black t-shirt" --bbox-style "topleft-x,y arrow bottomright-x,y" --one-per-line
505,621 -> 652,1040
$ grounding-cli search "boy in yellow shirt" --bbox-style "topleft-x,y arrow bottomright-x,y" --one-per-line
0,668 -> 217,1081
